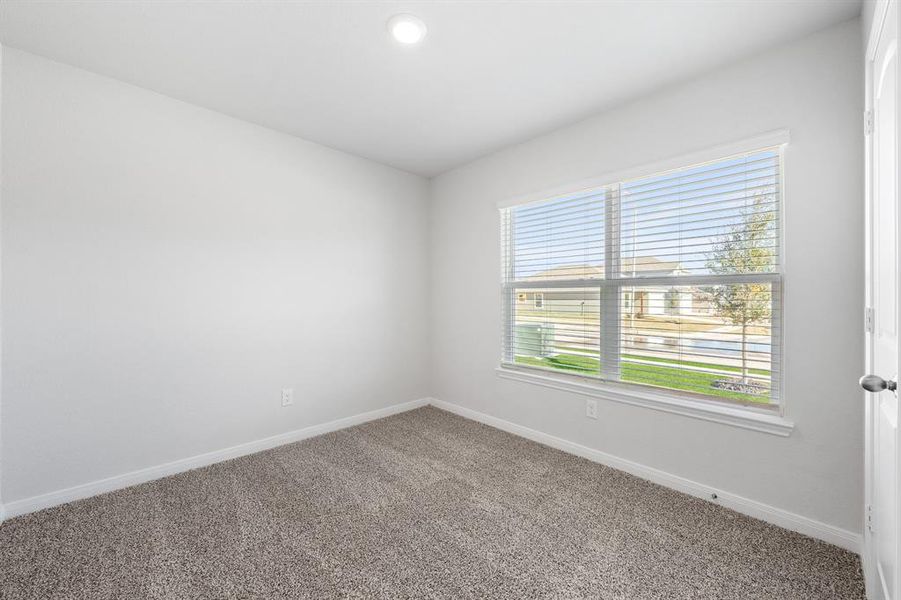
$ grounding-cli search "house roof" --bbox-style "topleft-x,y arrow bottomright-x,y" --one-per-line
620,256 -> 683,274
524,257 -> 682,280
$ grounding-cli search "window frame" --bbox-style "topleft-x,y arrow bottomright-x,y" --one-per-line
497,131 -> 792,436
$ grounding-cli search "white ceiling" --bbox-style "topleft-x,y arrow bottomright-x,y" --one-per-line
0,1 -> 861,177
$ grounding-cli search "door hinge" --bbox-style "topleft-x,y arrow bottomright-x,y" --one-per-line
866,306 -> 875,333
865,110 -> 874,136
867,504 -> 875,532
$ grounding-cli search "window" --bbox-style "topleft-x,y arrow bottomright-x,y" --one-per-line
501,147 -> 782,409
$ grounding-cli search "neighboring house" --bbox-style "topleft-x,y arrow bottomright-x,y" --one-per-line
516,257 -> 715,317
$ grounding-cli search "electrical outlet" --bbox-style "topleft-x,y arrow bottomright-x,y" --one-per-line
281,388 -> 294,407
586,399 -> 598,419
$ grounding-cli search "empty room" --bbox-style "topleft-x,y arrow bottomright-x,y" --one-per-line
0,0 -> 895,598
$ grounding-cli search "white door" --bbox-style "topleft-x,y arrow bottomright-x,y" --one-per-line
866,2 -> 901,599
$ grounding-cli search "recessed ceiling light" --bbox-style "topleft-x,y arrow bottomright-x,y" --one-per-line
387,14 -> 427,45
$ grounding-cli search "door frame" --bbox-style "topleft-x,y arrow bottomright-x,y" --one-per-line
865,2 -> 900,597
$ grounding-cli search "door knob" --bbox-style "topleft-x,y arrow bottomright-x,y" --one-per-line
860,374 -> 898,392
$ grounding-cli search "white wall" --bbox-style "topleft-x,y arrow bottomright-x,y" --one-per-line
862,0 -> 878,49
429,19 -> 865,533
0,48 -> 430,503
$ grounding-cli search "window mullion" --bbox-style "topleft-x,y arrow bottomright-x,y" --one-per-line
769,278 -> 783,405
600,185 -> 621,381
501,209 -> 515,364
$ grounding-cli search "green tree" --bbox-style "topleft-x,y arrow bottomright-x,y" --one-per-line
704,195 -> 775,383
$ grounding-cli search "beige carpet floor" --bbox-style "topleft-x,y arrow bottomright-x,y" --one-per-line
0,406 -> 865,599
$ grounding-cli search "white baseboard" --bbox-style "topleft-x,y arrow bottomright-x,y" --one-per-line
429,399 -> 862,554
0,397 -> 432,521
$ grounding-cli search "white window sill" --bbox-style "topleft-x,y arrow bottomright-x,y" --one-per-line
495,365 -> 794,437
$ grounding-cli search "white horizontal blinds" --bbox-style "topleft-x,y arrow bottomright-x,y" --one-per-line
501,145 -> 783,408
508,288 -> 601,375
618,283 -> 778,404
503,191 -> 606,375
615,149 -> 781,405
510,191 -> 606,282
617,150 -> 780,277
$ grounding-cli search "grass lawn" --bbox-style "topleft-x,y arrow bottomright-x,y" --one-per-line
621,353 -> 770,377
554,346 -> 769,377
514,353 -> 771,404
